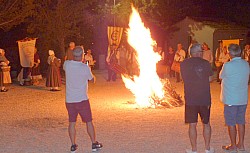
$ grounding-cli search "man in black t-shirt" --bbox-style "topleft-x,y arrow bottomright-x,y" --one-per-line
180,43 -> 214,153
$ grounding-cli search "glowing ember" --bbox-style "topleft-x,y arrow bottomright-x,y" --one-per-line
122,6 -> 183,108
122,7 -> 164,107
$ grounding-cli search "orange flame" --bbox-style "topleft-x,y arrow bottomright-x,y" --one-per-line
122,7 -> 164,107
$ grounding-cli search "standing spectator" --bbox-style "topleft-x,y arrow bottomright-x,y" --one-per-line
217,46 -> 230,83
220,44 -> 249,152
65,42 -> 75,61
173,43 -> 186,82
31,47 -> 42,85
215,41 -> 224,82
202,43 -> 214,82
202,43 -> 213,64
1,49 -> 11,85
63,46 -> 102,152
0,49 -> 10,92
181,43 -> 214,153
242,44 -> 250,64
117,45 -> 127,70
156,46 -> 166,78
215,43 -> 230,83
106,44 -> 118,82
166,46 -> 175,78
84,49 -> 96,70
46,50 -> 61,91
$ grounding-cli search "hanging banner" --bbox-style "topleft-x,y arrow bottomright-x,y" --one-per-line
222,39 -> 239,49
107,26 -> 123,55
17,38 -> 37,67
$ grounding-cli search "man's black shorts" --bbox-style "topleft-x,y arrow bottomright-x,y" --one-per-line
185,105 -> 211,124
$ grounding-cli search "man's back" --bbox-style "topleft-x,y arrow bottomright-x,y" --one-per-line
181,57 -> 213,105
220,57 -> 249,105
64,60 -> 93,103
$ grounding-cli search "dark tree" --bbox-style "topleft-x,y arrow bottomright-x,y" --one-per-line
27,0 -> 95,58
0,0 -> 34,30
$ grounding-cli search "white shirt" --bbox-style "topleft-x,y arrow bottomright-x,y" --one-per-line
63,60 -> 93,103
174,49 -> 186,62
203,49 -> 213,64
220,57 -> 249,105
84,54 -> 94,65
219,52 -> 230,63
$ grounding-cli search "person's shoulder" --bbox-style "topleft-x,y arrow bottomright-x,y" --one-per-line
239,58 -> 249,66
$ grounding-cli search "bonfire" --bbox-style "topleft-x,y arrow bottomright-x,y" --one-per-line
122,6 -> 183,108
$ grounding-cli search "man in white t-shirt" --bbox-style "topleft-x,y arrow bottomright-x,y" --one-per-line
174,43 -> 186,82
64,46 -> 102,152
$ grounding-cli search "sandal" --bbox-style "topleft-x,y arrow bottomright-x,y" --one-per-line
222,145 -> 237,152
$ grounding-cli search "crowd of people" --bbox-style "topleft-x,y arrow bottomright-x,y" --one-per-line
0,41 -> 97,92
1,41 -> 249,153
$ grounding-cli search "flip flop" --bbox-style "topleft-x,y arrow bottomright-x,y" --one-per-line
222,145 -> 237,153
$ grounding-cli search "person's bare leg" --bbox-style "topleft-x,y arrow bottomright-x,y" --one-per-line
86,121 -> 96,143
203,123 -> 211,150
68,122 -> 76,145
226,126 -> 237,150
189,123 -> 198,152
237,124 -> 245,150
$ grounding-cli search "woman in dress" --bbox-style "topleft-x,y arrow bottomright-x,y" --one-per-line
31,47 -> 42,85
46,50 -> 61,91
0,49 -> 10,92
202,43 -> 213,64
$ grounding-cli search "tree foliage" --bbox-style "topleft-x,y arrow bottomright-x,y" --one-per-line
0,0 -> 34,30
92,0 -> 200,31
27,0 -> 95,58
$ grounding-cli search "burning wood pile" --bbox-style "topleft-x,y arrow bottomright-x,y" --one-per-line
153,79 -> 183,108
122,6 -> 184,108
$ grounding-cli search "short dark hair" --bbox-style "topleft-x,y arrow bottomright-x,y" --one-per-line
72,46 -> 83,57
190,43 -> 202,54
228,44 -> 241,57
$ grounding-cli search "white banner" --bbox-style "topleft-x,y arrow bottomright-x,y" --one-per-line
17,38 -> 36,67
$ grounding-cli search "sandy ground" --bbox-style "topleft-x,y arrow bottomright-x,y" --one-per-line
0,70 -> 249,153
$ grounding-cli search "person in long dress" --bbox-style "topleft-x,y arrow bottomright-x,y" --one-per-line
31,47 -> 42,85
46,50 -> 61,91
0,49 -> 10,92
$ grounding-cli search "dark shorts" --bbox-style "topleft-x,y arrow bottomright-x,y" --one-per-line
185,105 -> 211,124
66,100 -> 93,122
224,105 -> 247,126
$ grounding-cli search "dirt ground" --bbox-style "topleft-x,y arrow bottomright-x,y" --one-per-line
0,70 -> 249,153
